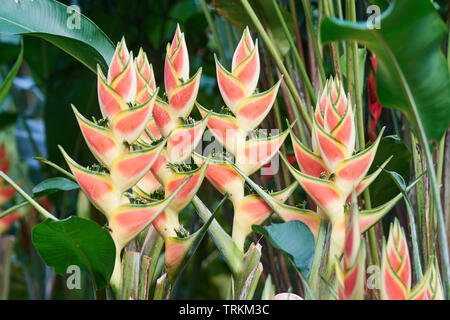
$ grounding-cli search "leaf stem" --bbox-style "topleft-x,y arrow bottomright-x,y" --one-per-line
0,171 -> 57,221
301,0 -> 326,85
271,0 -> 316,104
200,0 -> 228,69
308,218 -> 327,298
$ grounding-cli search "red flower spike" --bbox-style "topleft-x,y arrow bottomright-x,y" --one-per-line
289,126 -> 328,178
236,128 -> 289,176
59,146 -> 121,216
163,160 -> 209,215
192,153 -> 244,205
152,99 -> 180,138
111,91 -> 158,144
235,79 -> 281,131
107,38 -> 136,103
196,103 -> 246,155
166,114 -> 210,163
168,24 -> 189,82
0,186 -> 15,207
110,139 -> 166,193
97,65 -> 126,120
368,55 -> 383,142
72,105 -> 120,169
233,39 -> 260,95
336,193 -> 366,300
232,27 -> 254,72
168,68 -> 202,119
215,55 -> 248,112
163,26 -> 201,120
334,128 -> 384,198
135,48 -> 156,99
381,219 -> 411,300
280,153 -> 345,222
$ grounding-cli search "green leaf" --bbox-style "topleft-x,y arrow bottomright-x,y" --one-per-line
0,40 -> 23,106
321,0 -> 450,144
32,216 -> 115,289
383,169 -> 407,193
32,177 -> 79,197
368,135 -> 411,207
0,0 -> 115,73
339,48 -> 366,94
253,220 -> 315,276
213,0 -> 295,56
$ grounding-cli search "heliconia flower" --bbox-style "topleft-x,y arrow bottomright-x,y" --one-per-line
135,48 -> 156,105
152,159 -> 209,239
166,114 -> 210,163
160,24 -> 201,122
194,28 -> 294,252
282,77 -> 388,260
408,256 -> 444,300
380,219 -> 411,300
97,39 -> 137,121
108,177 -> 192,290
335,193 -> 366,300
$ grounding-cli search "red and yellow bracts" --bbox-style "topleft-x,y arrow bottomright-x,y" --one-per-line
193,28 -> 291,251
335,193 -> 366,300
381,219 -> 443,300
280,78 -> 388,262
131,25 -> 212,283
60,36 -> 196,291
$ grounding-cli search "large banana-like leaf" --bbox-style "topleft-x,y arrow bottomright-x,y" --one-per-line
321,0 -> 450,144
0,0 -> 115,72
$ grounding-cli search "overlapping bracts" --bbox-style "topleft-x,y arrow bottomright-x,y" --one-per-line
280,78 -> 390,262
335,194 -> 366,300
195,28 -> 289,251
381,219 -> 443,300
60,32 -> 206,290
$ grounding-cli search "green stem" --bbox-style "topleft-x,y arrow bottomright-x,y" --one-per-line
404,194 -> 423,281
301,0 -> 326,85
309,219 -> 328,298
411,134 -> 428,262
200,0 -> 228,69
192,195 -> 243,275
347,0 -> 380,267
323,0 -> 341,79
0,171 -> 57,221
271,0 -> 316,104
239,0 -> 312,131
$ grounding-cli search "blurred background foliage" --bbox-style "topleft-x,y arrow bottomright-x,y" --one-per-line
0,0 -> 448,300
